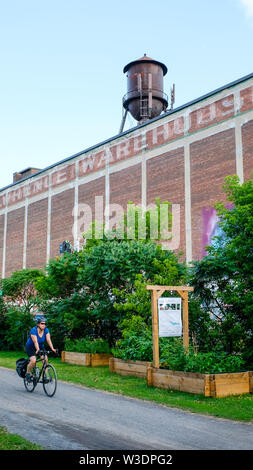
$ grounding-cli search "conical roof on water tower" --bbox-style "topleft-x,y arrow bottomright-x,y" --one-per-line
123,54 -> 168,75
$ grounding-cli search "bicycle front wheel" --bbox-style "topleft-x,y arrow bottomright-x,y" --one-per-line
24,371 -> 36,393
43,364 -> 57,397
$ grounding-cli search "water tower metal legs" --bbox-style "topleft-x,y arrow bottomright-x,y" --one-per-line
119,108 -> 128,134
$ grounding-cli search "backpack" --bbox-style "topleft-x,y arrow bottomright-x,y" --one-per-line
16,358 -> 28,378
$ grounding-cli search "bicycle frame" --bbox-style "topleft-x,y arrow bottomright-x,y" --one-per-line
32,352 -> 49,386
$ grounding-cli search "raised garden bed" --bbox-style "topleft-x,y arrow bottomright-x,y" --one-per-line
109,357 -> 151,378
147,368 -> 208,395
148,367 -> 253,397
61,351 -> 112,367
109,357 -> 253,397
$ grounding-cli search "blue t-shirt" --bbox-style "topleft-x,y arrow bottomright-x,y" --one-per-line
26,326 -> 49,351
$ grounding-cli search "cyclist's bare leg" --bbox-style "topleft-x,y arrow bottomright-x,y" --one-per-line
41,354 -> 48,377
27,356 -> 36,374
41,354 -> 48,366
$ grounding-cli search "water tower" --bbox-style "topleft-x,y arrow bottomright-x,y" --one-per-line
120,54 -> 173,133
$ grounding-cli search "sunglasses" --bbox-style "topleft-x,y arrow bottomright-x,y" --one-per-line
40,322 -> 46,325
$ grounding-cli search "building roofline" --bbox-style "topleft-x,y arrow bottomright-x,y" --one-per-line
18,167 -> 41,174
1,71 -> 252,193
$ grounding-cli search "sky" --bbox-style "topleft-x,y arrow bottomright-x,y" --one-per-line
0,0 -> 252,190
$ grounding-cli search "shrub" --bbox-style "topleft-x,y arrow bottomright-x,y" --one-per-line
112,316 -> 245,373
160,343 -> 245,374
2,307 -> 34,351
64,337 -> 111,354
112,315 -> 153,361
112,314 -> 189,363
112,332 -> 153,362
184,351 -> 244,374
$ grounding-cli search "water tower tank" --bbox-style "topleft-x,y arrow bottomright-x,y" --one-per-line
122,54 -> 168,123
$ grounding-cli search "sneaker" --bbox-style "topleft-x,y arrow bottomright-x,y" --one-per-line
25,373 -> 32,382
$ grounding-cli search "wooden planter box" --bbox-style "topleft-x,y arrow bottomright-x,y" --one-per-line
147,367 -> 253,398
147,368 -> 208,395
61,351 -> 111,367
109,357 -> 152,378
207,371 -> 253,398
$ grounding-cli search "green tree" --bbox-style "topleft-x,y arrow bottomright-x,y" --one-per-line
78,239 -> 187,345
191,175 -> 253,367
35,252 -> 80,299
0,269 -> 43,350
2,268 -> 44,311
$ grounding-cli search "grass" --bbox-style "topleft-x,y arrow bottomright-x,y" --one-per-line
0,426 -> 43,450
1,351 -> 253,424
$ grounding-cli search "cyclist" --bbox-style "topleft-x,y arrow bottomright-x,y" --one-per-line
25,314 -> 56,381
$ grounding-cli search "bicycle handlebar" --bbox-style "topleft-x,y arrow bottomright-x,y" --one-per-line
37,349 -> 59,356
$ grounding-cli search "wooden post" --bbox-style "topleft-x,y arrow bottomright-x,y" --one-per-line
147,366 -> 153,387
249,371 -> 253,394
176,290 -> 189,348
147,285 -> 193,368
183,291 -> 189,348
151,290 -> 160,368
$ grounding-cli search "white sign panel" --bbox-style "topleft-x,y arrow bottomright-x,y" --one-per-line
158,297 -> 182,337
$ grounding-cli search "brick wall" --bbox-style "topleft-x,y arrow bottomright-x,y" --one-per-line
242,121 -> 253,181
5,207 -> 25,277
26,198 -> 48,270
147,147 -> 185,255
50,188 -> 75,259
0,75 -> 252,277
110,164 -> 142,233
190,129 -> 236,260
78,177 -> 105,243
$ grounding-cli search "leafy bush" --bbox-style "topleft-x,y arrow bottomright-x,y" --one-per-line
112,332 -> 153,362
1,307 -> 34,351
112,315 -> 245,373
65,337 -> 111,354
184,351 -> 244,374
160,341 -> 245,374
37,292 -> 92,351
112,315 -> 153,361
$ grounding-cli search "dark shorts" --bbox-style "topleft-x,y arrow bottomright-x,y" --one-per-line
25,345 -> 36,357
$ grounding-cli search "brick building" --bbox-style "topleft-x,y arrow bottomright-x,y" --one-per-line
0,73 -> 252,278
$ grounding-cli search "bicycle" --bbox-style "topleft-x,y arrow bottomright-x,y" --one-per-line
24,349 -> 58,397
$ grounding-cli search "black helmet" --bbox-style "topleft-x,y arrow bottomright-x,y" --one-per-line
35,314 -> 47,324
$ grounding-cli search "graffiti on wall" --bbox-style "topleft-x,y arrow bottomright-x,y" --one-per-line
202,205 -> 233,256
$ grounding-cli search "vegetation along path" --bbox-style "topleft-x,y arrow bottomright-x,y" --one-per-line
0,364 -> 253,450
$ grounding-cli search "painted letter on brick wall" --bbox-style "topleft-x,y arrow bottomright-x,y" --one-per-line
0,194 -> 6,210
240,86 -> 253,113
189,95 -> 234,133
79,151 -> 106,177
52,164 -> 75,187
146,117 -> 184,149
7,187 -> 25,206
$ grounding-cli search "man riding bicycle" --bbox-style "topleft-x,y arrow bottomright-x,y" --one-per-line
25,314 -> 56,382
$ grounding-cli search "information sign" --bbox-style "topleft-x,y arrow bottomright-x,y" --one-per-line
158,297 -> 182,337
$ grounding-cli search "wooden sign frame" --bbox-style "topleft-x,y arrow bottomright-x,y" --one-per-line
146,285 -> 194,368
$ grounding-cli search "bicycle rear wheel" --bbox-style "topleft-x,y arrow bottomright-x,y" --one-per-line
43,364 -> 57,397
